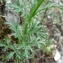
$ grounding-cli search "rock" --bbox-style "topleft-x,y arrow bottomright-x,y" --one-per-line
54,49 -> 61,61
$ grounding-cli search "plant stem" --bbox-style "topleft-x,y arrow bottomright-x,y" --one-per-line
16,58 -> 19,63
24,0 -> 44,34
28,0 -> 44,23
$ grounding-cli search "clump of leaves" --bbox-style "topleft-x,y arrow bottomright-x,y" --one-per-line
0,19 -> 51,63
0,0 -> 55,63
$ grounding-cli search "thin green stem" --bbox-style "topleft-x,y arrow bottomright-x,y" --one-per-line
24,0 -> 44,34
16,58 -> 19,63
28,0 -> 44,23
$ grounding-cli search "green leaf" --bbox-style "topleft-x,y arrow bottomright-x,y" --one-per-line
6,4 -> 19,9
25,49 -> 28,59
5,22 -> 17,32
28,0 -> 44,22
7,52 -> 15,60
36,3 -> 56,13
0,43 -> 5,47
30,0 -> 37,13
4,37 -> 11,45
15,50 -> 21,59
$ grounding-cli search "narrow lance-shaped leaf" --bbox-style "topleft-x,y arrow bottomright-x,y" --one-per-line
28,0 -> 44,23
24,0 -> 44,34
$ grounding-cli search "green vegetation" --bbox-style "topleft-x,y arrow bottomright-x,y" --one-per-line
0,0 -> 63,63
